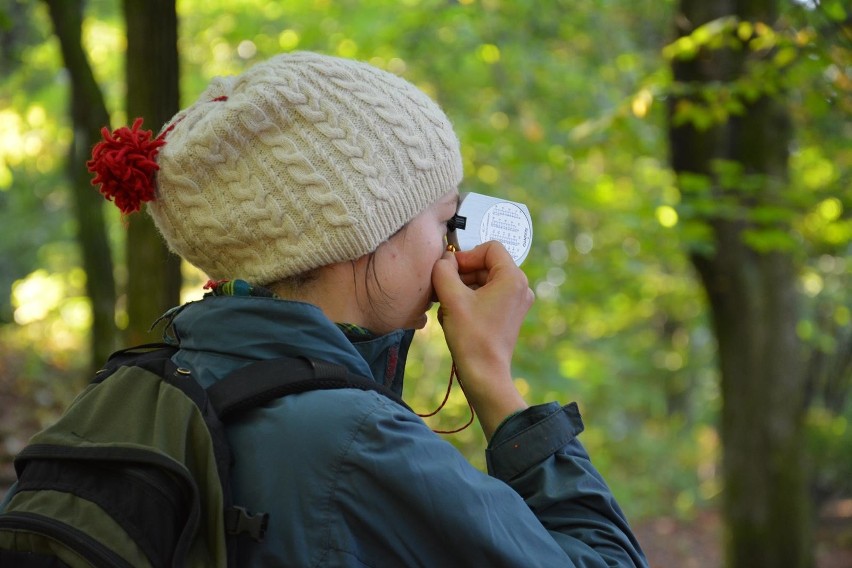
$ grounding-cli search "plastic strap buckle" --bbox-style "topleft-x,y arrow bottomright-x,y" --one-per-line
225,506 -> 269,542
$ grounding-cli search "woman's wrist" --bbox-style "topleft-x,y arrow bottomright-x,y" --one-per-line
474,394 -> 528,442
457,366 -> 528,441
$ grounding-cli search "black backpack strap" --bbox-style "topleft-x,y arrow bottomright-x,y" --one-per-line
206,355 -> 411,422
94,343 -> 178,384
205,355 -> 410,548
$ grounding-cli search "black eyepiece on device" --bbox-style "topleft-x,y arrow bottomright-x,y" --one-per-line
447,214 -> 467,232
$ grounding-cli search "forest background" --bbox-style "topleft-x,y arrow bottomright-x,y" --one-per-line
0,0 -> 849,566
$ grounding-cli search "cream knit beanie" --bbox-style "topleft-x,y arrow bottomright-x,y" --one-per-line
148,52 -> 463,285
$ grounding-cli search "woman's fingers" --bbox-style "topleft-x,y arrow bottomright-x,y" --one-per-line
430,240 -> 533,439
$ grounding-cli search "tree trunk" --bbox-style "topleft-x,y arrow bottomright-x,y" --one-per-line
669,1 -> 812,567
122,0 -> 182,345
43,0 -> 118,370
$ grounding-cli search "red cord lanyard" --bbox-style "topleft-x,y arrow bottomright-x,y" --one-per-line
416,361 -> 475,434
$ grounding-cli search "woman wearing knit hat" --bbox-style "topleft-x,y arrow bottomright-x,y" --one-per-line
88,52 -> 647,566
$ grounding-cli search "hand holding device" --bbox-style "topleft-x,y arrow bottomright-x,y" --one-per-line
431,242 -> 533,439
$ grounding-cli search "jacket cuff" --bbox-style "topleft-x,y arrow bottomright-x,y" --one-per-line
485,402 -> 584,481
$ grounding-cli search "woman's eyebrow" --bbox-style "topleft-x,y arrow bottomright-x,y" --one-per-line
443,193 -> 460,208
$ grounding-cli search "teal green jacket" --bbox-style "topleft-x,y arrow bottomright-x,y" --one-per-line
166,294 -> 647,567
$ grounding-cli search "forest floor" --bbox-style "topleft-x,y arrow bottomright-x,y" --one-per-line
633,501 -> 852,568
1,349 -> 851,566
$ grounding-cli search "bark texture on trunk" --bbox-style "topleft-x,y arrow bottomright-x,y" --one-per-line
123,0 -> 182,344
43,0 -> 118,370
669,0 -> 812,566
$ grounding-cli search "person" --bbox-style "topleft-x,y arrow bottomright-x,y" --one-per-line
88,51 -> 648,566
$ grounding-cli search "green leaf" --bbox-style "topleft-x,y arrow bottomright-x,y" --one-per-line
823,0 -> 848,22
742,227 -> 798,252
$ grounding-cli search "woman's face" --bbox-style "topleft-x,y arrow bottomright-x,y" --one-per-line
361,190 -> 459,334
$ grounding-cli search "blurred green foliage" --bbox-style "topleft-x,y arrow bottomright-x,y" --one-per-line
0,0 -> 849,520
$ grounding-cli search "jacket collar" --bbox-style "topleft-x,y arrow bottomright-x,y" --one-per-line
165,295 -> 414,395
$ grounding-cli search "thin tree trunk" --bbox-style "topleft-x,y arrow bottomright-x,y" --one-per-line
122,0 -> 182,345
43,0 -> 118,370
669,0 -> 812,566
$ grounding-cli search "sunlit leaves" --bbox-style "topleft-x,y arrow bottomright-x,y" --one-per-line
663,10 -> 844,133
476,43 -> 500,64
663,16 -> 739,61
821,0 -> 849,22
656,205 -> 679,228
792,146 -> 841,191
277,29 -> 300,51
800,197 -> 850,247
631,88 -> 654,118
82,15 -> 124,68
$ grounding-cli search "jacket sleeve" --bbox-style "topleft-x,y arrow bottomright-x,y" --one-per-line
488,402 -> 647,566
336,397 -> 648,568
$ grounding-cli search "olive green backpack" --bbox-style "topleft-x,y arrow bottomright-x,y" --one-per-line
0,344 -> 407,568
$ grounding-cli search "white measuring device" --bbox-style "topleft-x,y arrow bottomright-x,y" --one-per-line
446,192 -> 533,266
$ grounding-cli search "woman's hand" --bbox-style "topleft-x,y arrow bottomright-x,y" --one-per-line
431,241 -> 534,440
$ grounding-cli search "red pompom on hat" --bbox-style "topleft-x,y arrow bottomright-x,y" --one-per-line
87,117 -> 165,215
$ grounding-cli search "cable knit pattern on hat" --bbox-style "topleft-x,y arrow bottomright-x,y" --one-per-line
149,52 -> 463,285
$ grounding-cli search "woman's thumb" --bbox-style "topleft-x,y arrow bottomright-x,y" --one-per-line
431,250 -> 465,302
